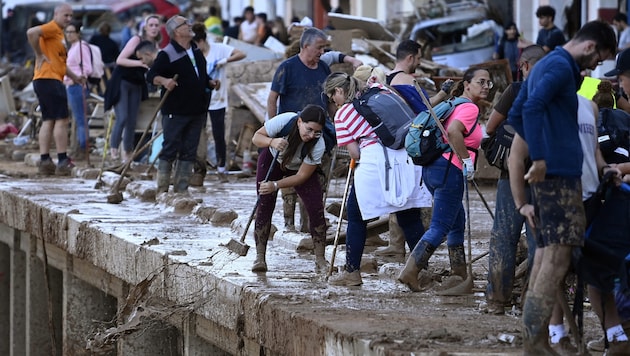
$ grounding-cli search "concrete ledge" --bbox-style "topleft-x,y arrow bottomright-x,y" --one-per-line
0,175 -> 523,355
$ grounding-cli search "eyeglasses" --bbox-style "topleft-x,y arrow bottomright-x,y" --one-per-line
64,30 -> 76,34
474,79 -> 494,89
596,49 -> 604,66
302,124 -> 323,138
175,20 -> 192,29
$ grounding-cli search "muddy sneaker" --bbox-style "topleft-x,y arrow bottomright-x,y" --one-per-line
587,336 -> 605,352
38,158 -> 56,175
55,158 -> 75,176
217,172 -> 229,183
328,270 -> 362,286
550,336 -> 578,355
485,301 -> 506,315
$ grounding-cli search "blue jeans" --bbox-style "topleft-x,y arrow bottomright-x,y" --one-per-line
486,177 -> 535,305
67,84 -> 88,149
411,157 -> 464,262
111,79 -> 141,152
344,185 -> 425,272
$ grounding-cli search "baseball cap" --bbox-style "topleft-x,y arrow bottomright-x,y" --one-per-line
604,48 -> 630,77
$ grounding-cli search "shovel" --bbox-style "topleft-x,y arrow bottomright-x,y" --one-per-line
225,151 -> 280,256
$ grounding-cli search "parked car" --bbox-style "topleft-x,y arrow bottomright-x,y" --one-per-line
409,1 -> 496,70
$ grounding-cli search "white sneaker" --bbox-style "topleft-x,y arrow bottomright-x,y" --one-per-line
328,270 -> 362,286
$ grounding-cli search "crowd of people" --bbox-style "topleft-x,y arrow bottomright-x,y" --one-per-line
20,2 -> 630,354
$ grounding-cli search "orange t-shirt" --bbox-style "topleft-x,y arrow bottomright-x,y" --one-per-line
33,20 -> 67,81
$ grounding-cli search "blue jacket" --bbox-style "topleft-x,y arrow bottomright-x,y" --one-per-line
508,46 -> 582,178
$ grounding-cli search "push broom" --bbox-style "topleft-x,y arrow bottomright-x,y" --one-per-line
225,151 -> 280,256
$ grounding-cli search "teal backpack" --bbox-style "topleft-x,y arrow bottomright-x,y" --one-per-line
405,97 -> 471,166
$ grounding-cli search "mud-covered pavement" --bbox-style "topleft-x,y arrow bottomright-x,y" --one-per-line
0,152 -> 607,355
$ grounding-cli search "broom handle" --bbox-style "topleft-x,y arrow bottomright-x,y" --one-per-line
328,158 -> 356,277
239,150 -> 280,243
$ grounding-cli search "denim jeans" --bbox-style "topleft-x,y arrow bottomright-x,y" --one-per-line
410,157 -> 464,261
67,84 -> 88,149
344,185 -> 425,272
485,177 -> 535,305
111,79 -> 141,152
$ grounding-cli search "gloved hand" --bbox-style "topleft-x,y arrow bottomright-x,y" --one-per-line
462,157 -> 475,180
441,79 -> 454,94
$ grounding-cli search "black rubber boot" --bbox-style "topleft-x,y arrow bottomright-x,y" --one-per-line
448,245 -> 467,279
157,160 -> 172,193
173,160 -> 193,193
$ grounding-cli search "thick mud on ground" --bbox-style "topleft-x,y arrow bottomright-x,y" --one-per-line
0,154 -> 607,354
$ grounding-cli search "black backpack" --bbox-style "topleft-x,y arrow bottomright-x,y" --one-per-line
597,108 -> 630,164
352,86 -> 415,150
279,114 -> 336,159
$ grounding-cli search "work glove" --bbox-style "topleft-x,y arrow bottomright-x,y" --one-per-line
462,157 -> 475,180
441,79 -> 454,94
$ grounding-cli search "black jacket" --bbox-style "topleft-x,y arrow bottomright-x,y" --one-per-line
146,40 -> 212,116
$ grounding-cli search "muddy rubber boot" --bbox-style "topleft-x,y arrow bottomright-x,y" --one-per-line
375,214 -> 406,257
173,161 -> 193,193
522,293 -> 559,356
157,160 -> 173,194
397,240 -> 436,292
252,243 -> 267,272
282,188 -> 297,231
448,245 -> 467,279
314,240 -> 329,273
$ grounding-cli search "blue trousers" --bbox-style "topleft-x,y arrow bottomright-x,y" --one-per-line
410,157 -> 464,264
66,84 -> 88,149
485,177 -> 535,305
344,185 -> 425,272
111,79 -> 141,152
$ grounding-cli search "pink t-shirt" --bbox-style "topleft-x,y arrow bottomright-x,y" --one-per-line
63,41 -> 92,86
441,102 -> 482,170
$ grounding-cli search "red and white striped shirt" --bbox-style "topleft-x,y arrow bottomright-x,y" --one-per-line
334,102 -> 378,149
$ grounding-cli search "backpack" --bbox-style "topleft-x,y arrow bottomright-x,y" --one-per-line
405,97 -> 472,166
279,114 -> 336,158
87,44 -> 105,85
351,86 -> 416,150
481,121 -> 516,171
597,108 -> 630,164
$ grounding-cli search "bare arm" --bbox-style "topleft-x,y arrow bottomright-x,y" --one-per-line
258,162 -> 317,195
267,90 -> 279,119
446,120 -> 469,160
508,133 -> 536,228
27,26 -> 47,71
486,109 -> 506,135
116,36 -> 146,68
228,48 -> 246,62
252,125 -> 287,151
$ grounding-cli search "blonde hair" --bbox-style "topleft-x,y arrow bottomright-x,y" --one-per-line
323,72 -> 361,104
352,65 -> 386,85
